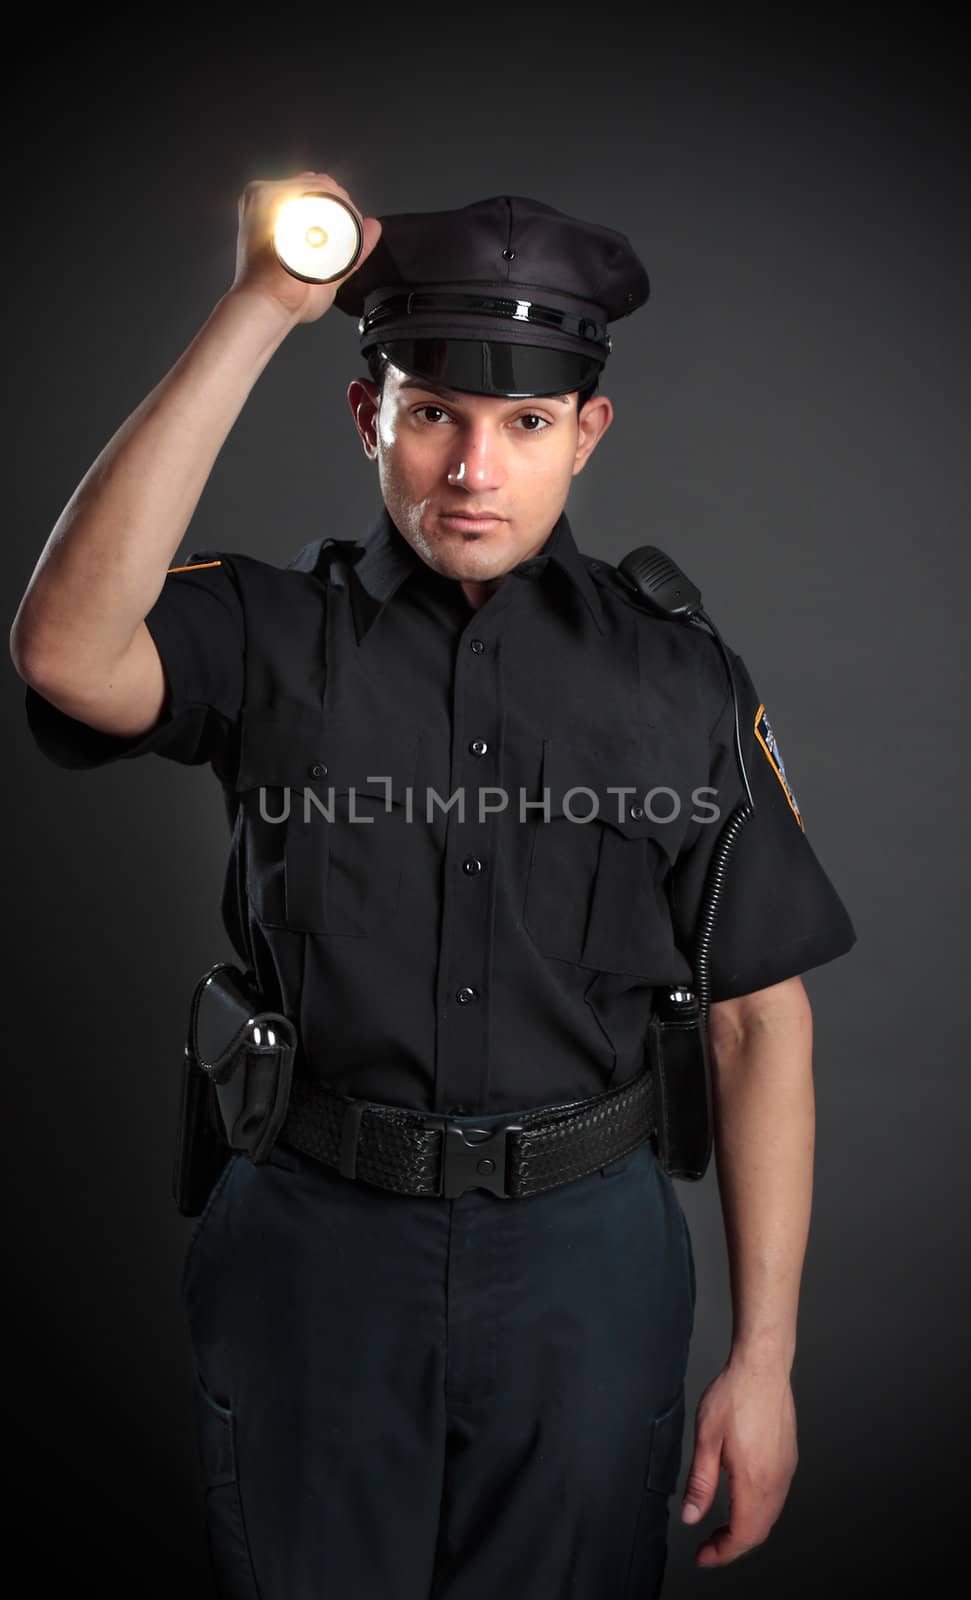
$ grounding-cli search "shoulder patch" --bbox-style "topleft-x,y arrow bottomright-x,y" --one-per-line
754,705 -> 805,830
166,559 -> 222,573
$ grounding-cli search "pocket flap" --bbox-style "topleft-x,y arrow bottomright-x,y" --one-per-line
236,708 -> 418,802
538,737 -> 692,862
321,718 -> 419,801
236,707 -> 330,790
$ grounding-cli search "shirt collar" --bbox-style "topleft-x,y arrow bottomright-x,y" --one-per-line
350,504 -> 608,638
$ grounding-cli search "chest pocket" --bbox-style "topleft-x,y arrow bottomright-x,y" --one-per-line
235,709 -> 419,937
522,734 -> 695,975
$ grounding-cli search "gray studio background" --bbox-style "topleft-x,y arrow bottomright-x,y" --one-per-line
4,14 -> 967,1595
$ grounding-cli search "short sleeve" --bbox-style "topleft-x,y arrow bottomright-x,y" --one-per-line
669,648 -> 857,1000
23,554 -> 244,773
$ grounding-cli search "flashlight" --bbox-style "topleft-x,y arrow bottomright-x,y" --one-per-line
271,191 -> 364,284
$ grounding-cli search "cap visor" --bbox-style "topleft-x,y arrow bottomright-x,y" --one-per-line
372,338 -> 602,399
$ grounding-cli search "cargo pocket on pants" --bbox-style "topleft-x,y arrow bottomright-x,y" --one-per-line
191,1370 -> 261,1597
624,1387 -> 687,1599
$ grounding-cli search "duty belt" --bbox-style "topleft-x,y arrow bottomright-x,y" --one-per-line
185,962 -> 660,1203
275,1064 -> 658,1201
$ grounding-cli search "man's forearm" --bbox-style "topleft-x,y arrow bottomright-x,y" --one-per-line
10,284 -> 298,687
707,976 -> 815,1374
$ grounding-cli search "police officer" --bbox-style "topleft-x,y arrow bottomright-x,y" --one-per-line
10,174 -> 856,1598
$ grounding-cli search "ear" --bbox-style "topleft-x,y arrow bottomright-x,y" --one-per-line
347,377 -> 381,459
572,393 -> 614,476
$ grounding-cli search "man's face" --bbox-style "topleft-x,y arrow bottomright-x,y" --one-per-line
346,360 -> 614,593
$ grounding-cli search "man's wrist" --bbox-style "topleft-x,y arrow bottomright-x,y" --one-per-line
220,282 -> 304,341
728,1329 -> 797,1377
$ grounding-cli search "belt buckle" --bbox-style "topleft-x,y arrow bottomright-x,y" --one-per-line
425,1117 -> 524,1199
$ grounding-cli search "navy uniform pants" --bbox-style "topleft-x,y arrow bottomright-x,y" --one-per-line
181,1107 -> 697,1600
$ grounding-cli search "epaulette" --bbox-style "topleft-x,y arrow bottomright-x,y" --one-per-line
584,553 -> 671,622
583,556 -> 631,598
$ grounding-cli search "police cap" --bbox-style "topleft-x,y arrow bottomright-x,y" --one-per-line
333,193 -> 650,399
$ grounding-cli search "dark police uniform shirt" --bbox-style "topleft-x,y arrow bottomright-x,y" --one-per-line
24,506 -> 856,1117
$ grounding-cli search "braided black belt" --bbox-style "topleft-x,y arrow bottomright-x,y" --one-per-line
275,1063 -> 658,1200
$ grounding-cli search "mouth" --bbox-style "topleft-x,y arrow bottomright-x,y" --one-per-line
439,511 -> 507,531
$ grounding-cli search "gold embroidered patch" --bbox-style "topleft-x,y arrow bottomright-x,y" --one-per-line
754,705 -> 805,830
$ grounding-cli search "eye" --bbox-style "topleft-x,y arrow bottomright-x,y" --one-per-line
513,413 -> 551,432
414,404 -> 452,424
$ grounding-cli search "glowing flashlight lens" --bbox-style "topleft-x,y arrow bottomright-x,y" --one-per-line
272,193 -> 363,283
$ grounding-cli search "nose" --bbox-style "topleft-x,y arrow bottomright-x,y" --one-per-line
446,422 -> 507,493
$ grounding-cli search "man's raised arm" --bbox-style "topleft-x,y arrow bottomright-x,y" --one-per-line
9,172 -> 380,739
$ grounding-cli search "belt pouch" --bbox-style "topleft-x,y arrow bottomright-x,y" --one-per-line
187,962 -> 297,1167
646,988 -> 713,1181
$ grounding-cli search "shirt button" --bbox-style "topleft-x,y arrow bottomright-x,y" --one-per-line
456,986 -> 477,1004
470,638 -> 485,654
629,803 -> 644,819
469,739 -> 488,757
462,855 -> 483,875
310,762 -> 328,778
448,1103 -> 469,1116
